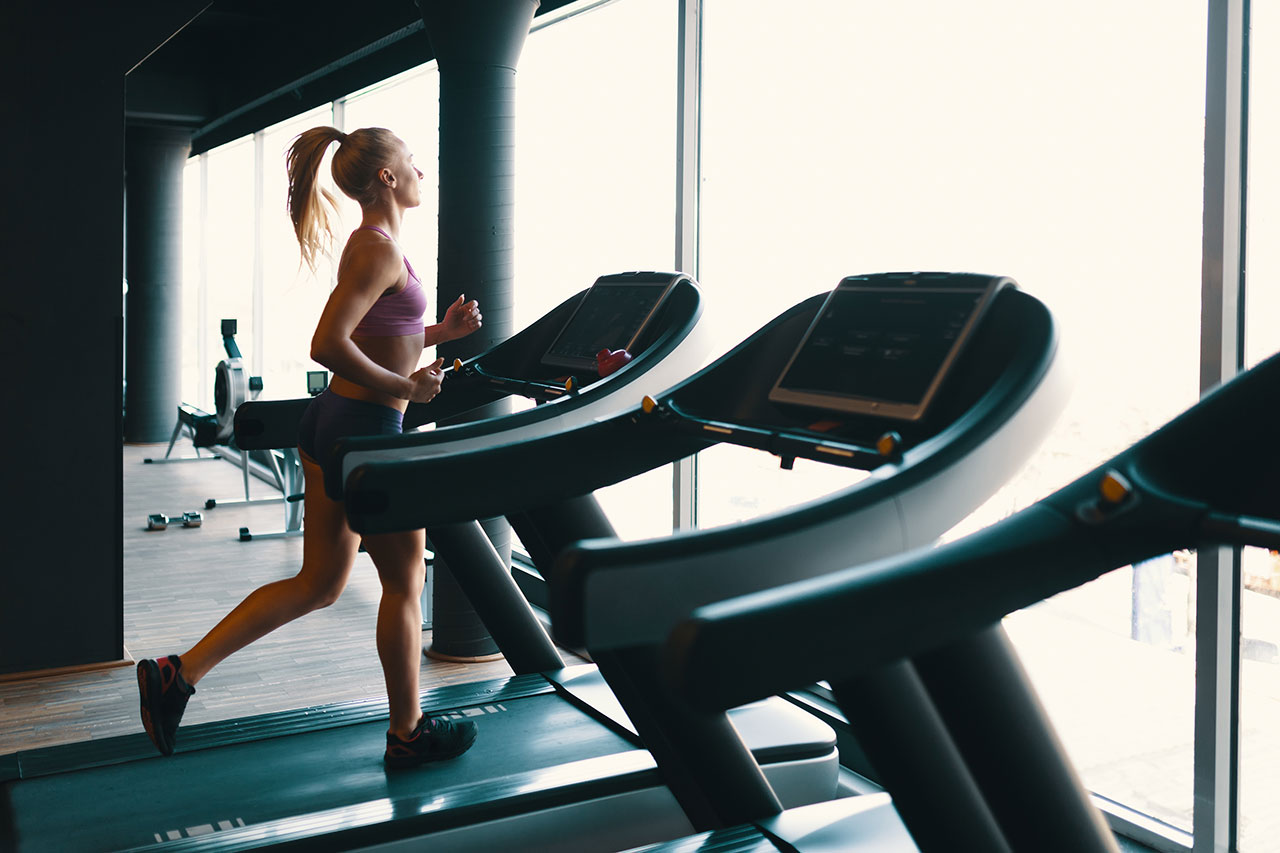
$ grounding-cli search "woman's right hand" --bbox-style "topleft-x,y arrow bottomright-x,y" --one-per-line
406,357 -> 446,403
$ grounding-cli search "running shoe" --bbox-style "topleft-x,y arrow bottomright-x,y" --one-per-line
385,714 -> 478,768
137,654 -> 194,756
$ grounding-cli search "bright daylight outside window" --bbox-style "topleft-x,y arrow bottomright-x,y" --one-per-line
1240,2 -> 1280,849
514,0 -> 678,542
185,138 -> 255,412
258,105 -> 339,400
701,0 -> 1208,836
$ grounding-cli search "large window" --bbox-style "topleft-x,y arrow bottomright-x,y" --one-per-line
701,0 -> 1207,835
515,0 -> 679,541
194,138 -> 256,412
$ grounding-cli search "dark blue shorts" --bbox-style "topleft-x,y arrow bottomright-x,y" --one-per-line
297,389 -> 404,478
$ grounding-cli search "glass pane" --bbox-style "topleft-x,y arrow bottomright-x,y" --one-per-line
259,105 -> 336,399
1241,546 -> 1280,853
1246,0 -> 1280,369
515,0 -> 679,538
702,0 -> 1206,832
1004,549 -> 1198,829
202,138 -> 256,413
596,466 -> 677,543
696,445 -> 866,531
1242,3 -> 1280,849
515,0 -> 678,326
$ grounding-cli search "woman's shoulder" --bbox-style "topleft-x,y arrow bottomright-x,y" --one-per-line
338,231 -> 406,290
342,228 -> 403,264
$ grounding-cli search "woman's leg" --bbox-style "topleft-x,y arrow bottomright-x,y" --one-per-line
361,527 -> 428,739
178,454 -> 361,686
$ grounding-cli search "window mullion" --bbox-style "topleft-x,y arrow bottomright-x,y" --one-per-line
673,0 -> 702,531
1193,2 -> 1248,851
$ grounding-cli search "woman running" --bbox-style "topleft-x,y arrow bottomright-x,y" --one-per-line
137,125 -> 483,768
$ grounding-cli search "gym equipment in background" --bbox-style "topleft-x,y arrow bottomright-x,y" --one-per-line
144,319 -> 262,465
144,511 -> 203,531
229,372 -> 329,542
144,319 -> 268,531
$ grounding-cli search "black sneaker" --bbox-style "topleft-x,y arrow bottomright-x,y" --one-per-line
137,654 -> 194,756
384,714 -> 478,768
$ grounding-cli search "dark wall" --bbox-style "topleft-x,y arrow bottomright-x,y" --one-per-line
0,2 -> 207,674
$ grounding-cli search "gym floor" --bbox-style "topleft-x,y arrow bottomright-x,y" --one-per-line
0,441 -> 531,756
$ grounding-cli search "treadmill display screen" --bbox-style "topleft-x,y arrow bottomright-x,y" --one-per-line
541,279 -> 676,372
768,275 -> 1008,420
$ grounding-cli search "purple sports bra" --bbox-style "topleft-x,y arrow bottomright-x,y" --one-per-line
351,226 -> 428,337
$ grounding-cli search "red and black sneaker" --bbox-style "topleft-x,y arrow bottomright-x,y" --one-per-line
137,654 -> 195,757
384,714 -> 478,769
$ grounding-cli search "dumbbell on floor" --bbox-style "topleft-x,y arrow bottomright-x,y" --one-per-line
146,512 -> 203,531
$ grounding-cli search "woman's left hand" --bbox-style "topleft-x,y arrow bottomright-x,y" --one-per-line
442,294 -> 482,340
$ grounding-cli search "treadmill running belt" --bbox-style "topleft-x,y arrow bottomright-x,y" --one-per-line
2,694 -> 633,852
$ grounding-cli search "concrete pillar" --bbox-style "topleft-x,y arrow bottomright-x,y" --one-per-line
419,0 -> 539,660
125,124 -> 191,442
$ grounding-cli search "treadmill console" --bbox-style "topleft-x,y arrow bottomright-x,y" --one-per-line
541,273 -> 680,372
768,272 -> 1011,421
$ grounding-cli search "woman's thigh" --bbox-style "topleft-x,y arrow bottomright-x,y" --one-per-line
296,388 -> 412,594
297,453 -> 362,600
362,528 -> 428,597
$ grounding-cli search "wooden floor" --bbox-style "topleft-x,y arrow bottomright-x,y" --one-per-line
0,440 -> 569,757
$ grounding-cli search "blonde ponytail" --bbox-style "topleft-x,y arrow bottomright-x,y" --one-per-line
285,125 -> 403,271
286,126 -> 344,271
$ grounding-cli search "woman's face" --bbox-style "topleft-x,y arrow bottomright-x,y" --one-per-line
387,139 -> 424,209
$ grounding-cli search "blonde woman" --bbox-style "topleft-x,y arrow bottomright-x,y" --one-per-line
138,126 -> 483,768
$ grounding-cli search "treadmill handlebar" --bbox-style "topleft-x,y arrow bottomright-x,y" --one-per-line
1202,511 -> 1280,550
460,359 -> 582,400
343,391 -> 910,535
642,395 -> 903,471
331,278 -> 708,505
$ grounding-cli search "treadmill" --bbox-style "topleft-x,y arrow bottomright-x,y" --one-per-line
649,351 -> 1280,851
229,270 -> 709,540
329,271 -> 1067,849
0,272 -> 715,853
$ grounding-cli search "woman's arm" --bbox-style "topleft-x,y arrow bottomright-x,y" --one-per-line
310,242 -> 420,399
423,293 -> 483,348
